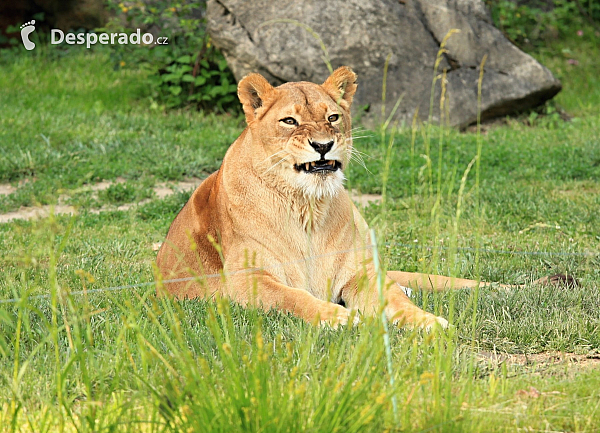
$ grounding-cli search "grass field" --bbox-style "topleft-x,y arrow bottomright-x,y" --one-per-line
0,36 -> 599,432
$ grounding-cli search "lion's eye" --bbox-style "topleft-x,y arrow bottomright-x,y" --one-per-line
328,114 -> 340,123
280,117 -> 298,126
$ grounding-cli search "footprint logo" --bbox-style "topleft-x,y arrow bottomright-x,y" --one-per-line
20,20 -> 36,51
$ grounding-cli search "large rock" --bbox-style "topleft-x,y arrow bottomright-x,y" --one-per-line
206,0 -> 561,128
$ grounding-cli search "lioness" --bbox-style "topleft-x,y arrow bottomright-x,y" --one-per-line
156,67 -> 518,329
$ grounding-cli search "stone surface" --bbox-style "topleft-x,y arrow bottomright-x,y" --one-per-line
206,0 -> 561,127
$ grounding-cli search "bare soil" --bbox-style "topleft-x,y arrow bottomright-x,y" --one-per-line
0,177 -> 204,224
0,179 -> 382,223
478,350 -> 600,369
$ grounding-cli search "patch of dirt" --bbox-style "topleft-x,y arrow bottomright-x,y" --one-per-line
153,179 -> 203,199
88,176 -> 126,192
0,178 -> 203,224
350,190 -> 382,207
553,181 -> 600,199
0,205 -> 78,224
477,351 -> 600,369
0,184 -> 17,196
2,179 -> 378,223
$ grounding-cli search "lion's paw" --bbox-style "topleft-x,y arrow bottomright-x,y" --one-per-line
423,315 -> 449,332
394,313 -> 449,332
319,305 -> 359,329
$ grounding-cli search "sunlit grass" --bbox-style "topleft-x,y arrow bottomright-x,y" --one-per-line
0,37 -> 599,432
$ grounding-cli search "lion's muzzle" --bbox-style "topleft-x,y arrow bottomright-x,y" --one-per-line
294,139 -> 342,174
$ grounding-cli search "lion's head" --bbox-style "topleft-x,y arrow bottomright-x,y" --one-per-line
237,67 -> 357,200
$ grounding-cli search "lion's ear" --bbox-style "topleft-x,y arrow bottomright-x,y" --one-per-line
322,66 -> 357,110
238,73 -> 274,122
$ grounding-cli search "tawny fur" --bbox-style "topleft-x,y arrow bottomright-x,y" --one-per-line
157,67 -> 462,328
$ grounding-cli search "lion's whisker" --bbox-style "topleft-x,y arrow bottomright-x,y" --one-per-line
349,154 -> 372,174
262,149 -> 287,162
350,148 -> 373,159
347,148 -> 372,173
349,129 -> 372,137
350,154 -> 366,165
264,157 -> 289,174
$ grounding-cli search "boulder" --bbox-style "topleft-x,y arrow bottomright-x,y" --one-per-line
206,0 -> 561,128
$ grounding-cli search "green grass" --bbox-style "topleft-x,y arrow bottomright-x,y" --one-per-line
0,38 -> 599,432
0,50 -> 241,212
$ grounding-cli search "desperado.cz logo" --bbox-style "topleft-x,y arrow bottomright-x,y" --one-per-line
19,20 -> 168,50
51,29 -> 169,48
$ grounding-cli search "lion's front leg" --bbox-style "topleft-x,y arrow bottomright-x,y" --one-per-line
226,271 -> 354,327
341,273 -> 449,330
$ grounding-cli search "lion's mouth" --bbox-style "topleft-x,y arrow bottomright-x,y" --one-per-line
294,159 -> 341,174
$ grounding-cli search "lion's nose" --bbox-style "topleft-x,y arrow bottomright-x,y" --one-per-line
309,140 -> 334,158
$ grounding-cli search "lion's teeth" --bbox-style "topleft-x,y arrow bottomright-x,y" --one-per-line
305,163 -> 310,171
328,160 -> 335,166
310,161 -> 316,167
